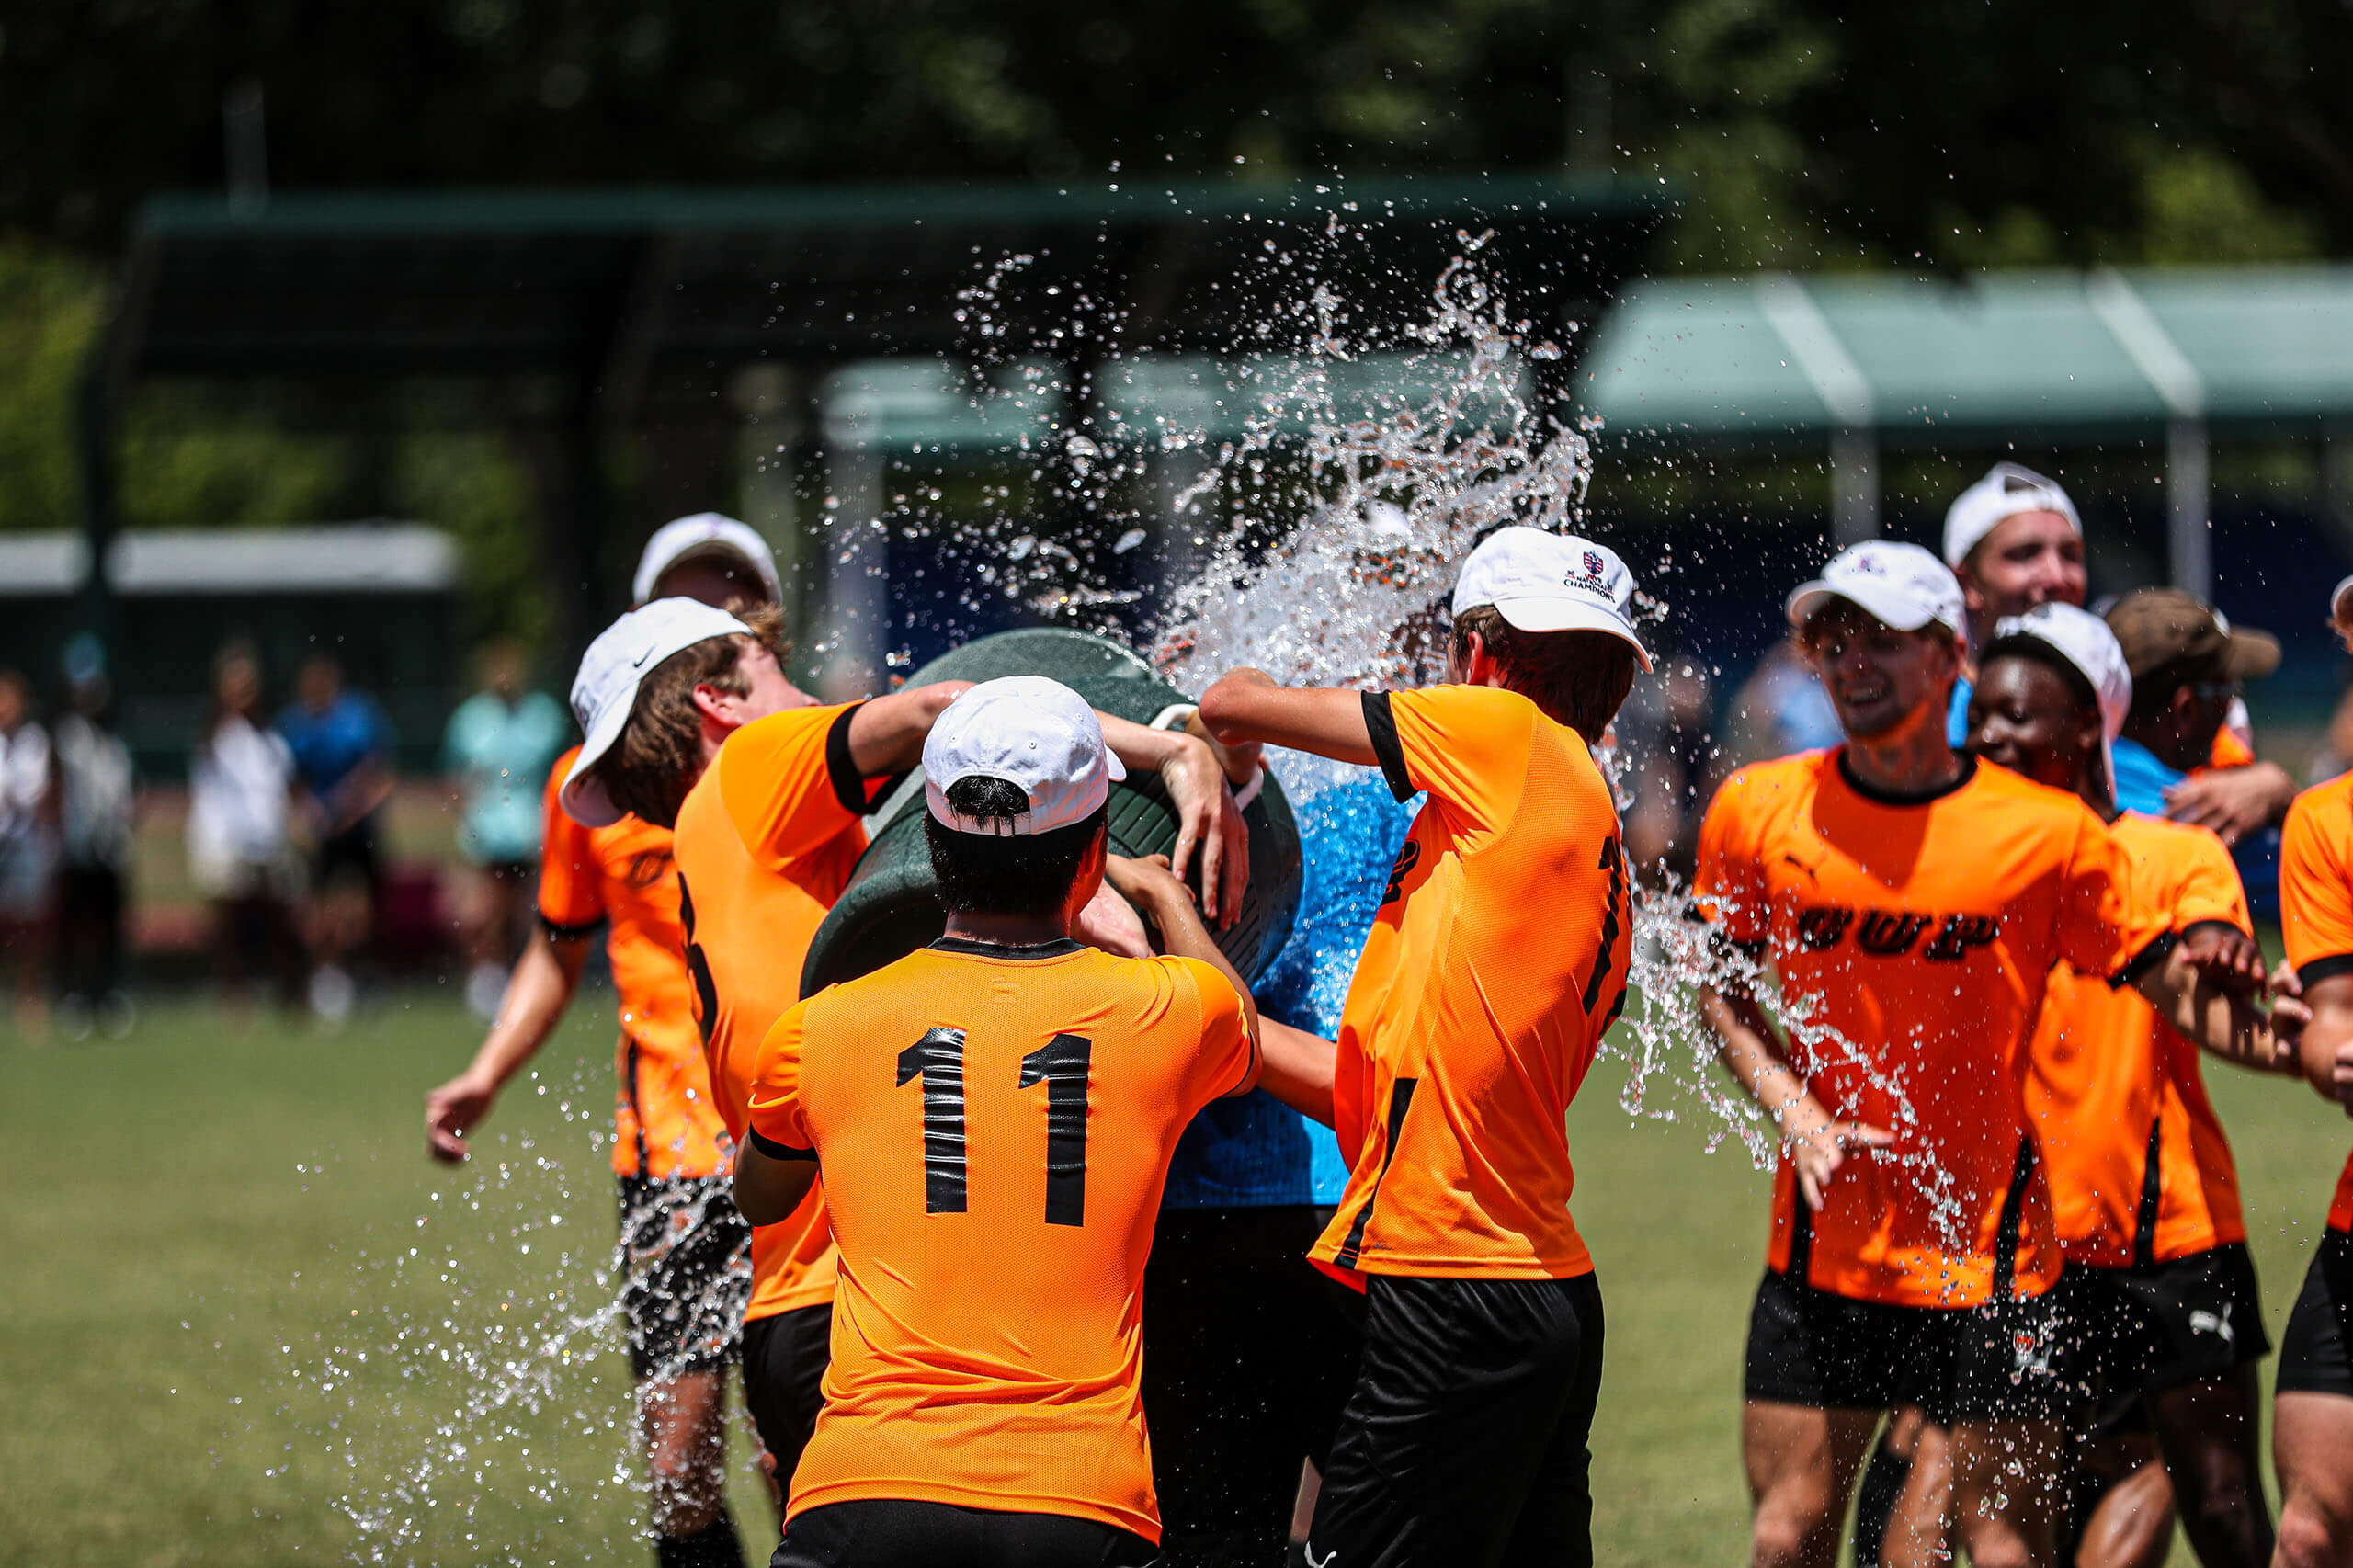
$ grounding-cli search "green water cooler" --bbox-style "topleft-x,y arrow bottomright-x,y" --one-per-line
798,628 -> 1304,998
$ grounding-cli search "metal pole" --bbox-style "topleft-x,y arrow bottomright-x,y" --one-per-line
1830,427 -> 1880,545
2167,417 -> 2211,599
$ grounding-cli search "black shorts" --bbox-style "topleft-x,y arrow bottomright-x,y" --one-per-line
2063,1244 -> 2269,1402
1141,1205 -> 1363,1564
1308,1271 -> 1605,1568
2275,1227 -> 2353,1398
313,818 -> 381,892
1743,1268 -> 2080,1425
770,1499 -> 1155,1568
743,1302 -> 832,1490
616,1174 -> 752,1381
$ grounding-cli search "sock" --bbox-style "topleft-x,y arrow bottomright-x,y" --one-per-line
1850,1436 -> 1912,1568
654,1506 -> 745,1568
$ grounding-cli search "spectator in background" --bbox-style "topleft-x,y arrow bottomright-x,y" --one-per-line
2107,590 -> 2282,831
0,668 -> 54,1036
51,634 -> 135,1040
278,652 -> 394,1026
441,639 -> 566,1021
1616,651 -> 1716,883
191,644 -> 303,1015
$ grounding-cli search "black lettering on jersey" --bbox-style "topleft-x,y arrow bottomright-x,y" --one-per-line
627,848 -> 673,890
1380,839 -> 1422,907
1582,835 -> 1626,1016
1796,906 -> 1855,950
1855,911 -> 1932,956
678,872 -> 719,1045
1922,914 -> 2002,962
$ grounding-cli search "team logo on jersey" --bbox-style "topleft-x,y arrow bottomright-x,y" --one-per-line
2009,1320 -> 2056,1384
1381,839 -> 1422,907
2189,1303 -> 2236,1345
1793,904 -> 1999,961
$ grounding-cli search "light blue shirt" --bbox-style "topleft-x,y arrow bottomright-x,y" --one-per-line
443,690 -> 568,865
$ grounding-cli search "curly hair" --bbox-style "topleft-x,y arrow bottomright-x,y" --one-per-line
592,601 -> 786,829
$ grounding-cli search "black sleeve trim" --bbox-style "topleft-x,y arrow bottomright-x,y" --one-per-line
824,701 -> 873,816
1362,690 -> 1415,802
537,912 -> 604,940
2296,952 -> 2353,986
2109,930 -> 2179,990
748,1130 -> 815,1163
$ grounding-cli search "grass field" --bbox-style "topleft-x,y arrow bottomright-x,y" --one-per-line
5,991 -> 2348,1567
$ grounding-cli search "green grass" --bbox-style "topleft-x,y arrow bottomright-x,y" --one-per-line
3,994 -> 2347,1566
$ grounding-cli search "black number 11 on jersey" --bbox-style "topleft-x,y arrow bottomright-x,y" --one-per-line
896,1028 -> 1094,1226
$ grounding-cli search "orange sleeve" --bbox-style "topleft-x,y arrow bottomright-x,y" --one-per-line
2168,824 -> 2252,934
1367,685 -> 1534,829
1692,769 -> 1768,948
2059,810 -> 2170,982
535,750 -> 606,934
2282,789 -> 2353,974
2208,728 -> 2256,769
745,999 -> 815,1157
1172,957 -> 1257,1104
717,702 -> 872,866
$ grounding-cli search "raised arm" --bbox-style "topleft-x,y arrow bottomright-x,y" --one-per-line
840,680 -> 973,777
1701,972 -> 1892,1210
1097,713 -> 1249,926
1197,667 -> 1381,767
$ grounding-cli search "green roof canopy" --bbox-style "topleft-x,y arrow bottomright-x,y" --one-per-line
1576,267 -> 2353,446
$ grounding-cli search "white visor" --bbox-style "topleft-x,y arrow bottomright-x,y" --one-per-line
561,597 -> 752,827
923,676 -> 1127,836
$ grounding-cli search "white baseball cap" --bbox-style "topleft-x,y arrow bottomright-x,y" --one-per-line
1942,462 -> 2081,570
1985,601 -> 2131,808
1451,526 -> 1653,672
631,513 -> 783,607
1788,540 -> 1967,642
561,597 -> 751,827
923,676 -> 1127,837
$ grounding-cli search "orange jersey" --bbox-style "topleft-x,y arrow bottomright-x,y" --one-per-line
2277,771 -> 2353,1233
2026,812 -> 2251,1267
539,748 -> 722,1180
745,940 -> 1256,1540
1694,751 -> 2167,1308
1311,684 -> 1630,1283
673,702 -> 880,1321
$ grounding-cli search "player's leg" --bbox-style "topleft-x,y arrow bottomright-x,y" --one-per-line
1306,1273 -> 1597,1568
2273,1232 -> 2353,1568
1741,1269 -> 1897,1568
740,1301 -> 830,1512
1878,1418 -> 1955,1568
772,1499 -> 1156,1568
1946,1419 -> 2065,1568
1852,1408 -> 1926,1568
2072,1437 -> 2176,1568
1492,1271 -> 1608,1567
637,1367 -> 740,1564
2145,1364 -> 2271,1568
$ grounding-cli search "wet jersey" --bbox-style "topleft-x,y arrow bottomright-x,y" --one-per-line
745,939 -> 1256,1540
1694,750 -> 2166,1308
1310,684 -> 1630,1283
2027,812 -> 2250,1267
538,748 -> 721,1180
672,701 -> 877,1321
2278,771 -> 2353,1234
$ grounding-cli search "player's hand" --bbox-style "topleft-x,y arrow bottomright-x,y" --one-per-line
2176,923 -> 2268,993
424,1071 -> 497,1163
1074,872 -> 1154,959
2162,763 -> 2295,846
1785,1118 -> 1893,1211
1157,736 -> 1249,929
1104,852 -> 1193,920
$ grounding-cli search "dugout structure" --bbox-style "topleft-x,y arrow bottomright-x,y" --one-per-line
75,175 -> 1675,664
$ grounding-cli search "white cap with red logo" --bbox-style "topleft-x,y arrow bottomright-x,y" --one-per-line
1788,540 -> 1967,643
1450,526 -> 1653,672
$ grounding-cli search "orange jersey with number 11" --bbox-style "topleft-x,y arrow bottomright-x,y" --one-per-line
746,940 -> 1256,1541
672,700 -> 878,1321
2278,771 -> 2353,1235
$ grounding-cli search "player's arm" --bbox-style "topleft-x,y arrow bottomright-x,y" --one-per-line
840,680 -> 975,775
1700,972 -> 1892,1210
2125,926 -> 2300,1074
733,1138 -> 818,1227
424,925 -> 593,1162
1197,667 -> 1381,768
2163,761 -> 2298,846
1104,853 -> 1267,1100
1097,712 -> 1250,926
2289,970 -> 2353,1116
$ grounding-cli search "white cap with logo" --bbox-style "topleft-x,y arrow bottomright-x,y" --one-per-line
631,513 -> 784,607
1788,540 -> 1967,643
1987,601 -> 2132,807
923,676 -> 1128,837
561,597 -> 750,828
1942,462 -> 2081,570
1450,526 -> 1653,672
